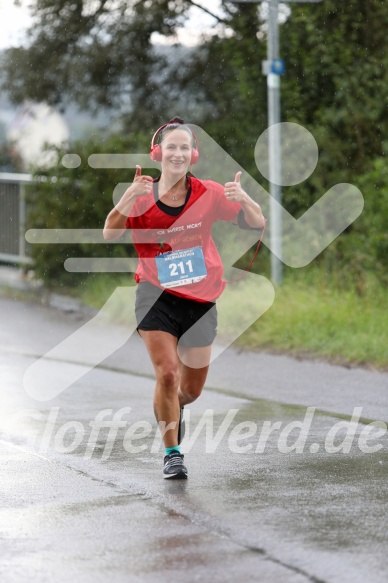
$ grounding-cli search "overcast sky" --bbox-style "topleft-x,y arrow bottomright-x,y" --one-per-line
0,0 -> 32,49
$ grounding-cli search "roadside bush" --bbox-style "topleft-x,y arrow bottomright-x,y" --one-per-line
26,131 -> 387,295
311,157 -> 388,294
26,132 -> 155,288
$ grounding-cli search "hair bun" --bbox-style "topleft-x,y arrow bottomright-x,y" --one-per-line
168,116 -> 185,125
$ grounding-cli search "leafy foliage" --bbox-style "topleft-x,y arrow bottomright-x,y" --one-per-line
3,0 -> 388,288
26,132 -> 153,287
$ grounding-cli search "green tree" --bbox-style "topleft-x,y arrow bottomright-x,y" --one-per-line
26,131 -> 152,287
2,1 -> 229,113
280,0 -> 388,210
5,0 -> 388,286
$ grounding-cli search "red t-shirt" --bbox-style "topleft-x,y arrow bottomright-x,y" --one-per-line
125,176 -> 242,302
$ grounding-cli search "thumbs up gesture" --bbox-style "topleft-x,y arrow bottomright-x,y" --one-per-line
131,165 -> 153,197
224,171 -> 246,202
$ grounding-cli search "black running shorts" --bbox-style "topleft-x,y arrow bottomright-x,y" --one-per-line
135,282 -> 217,347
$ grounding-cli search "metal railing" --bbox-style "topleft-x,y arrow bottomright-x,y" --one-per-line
0,172 -> 33,265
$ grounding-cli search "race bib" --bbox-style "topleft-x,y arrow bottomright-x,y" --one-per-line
155,246 -> 207,288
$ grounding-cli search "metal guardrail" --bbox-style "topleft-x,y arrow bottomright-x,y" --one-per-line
0,172 -> 33,265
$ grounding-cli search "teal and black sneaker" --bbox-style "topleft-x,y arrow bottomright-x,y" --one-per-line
163,452 -> 188,480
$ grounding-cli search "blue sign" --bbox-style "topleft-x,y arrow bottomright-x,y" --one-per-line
271,59 -> 285,75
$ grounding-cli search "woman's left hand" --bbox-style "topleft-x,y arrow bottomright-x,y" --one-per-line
224,171 -> 247,203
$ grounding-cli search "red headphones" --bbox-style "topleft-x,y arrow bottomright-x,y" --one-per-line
150,122 -> 199,165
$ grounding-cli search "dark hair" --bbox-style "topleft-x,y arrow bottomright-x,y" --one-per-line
158,116 -> 196,147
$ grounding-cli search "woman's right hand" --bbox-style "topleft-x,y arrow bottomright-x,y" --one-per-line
129,165 -> 153,197
103,165 -> 153,240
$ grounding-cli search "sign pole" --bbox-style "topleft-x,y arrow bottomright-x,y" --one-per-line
232,0 -> 322,285
267,0 -> 283,285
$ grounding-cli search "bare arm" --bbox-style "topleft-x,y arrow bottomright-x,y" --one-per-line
238,195 -> 266,229
103,165 -> 153,240
224,171 -> 266,229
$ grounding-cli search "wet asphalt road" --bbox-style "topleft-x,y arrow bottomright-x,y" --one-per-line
1,295 -> 388,583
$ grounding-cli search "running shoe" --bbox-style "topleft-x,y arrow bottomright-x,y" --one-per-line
177,406 -> 185,445
163,452 -> 188,479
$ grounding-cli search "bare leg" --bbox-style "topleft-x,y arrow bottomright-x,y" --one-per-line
138,330 -> 181,448
138,332 -> 212,446
177,345 -> 212,407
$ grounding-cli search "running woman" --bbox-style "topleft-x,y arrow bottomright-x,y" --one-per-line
103,117 -> 265,479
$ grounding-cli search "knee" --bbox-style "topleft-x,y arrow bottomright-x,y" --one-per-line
156,365 -> 180,393
180,382 -> 203,404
